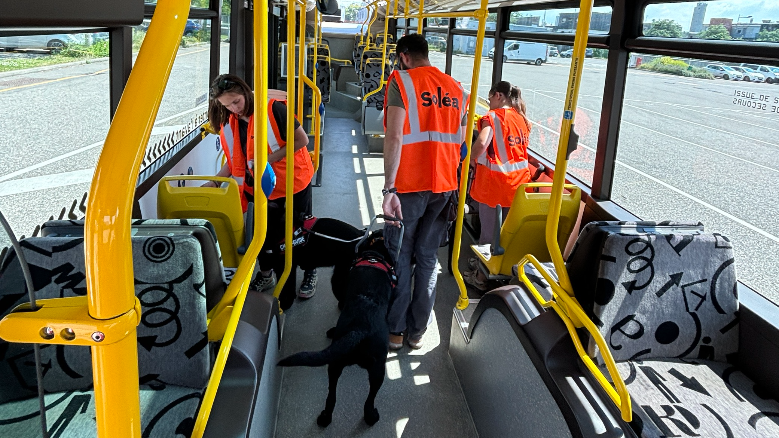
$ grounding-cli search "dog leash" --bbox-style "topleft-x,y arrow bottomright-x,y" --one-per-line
355,214 -> 404,263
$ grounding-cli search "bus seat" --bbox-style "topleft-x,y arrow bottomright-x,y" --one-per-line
316,46 -> 331,103
0,234 -> 212,436
40,218 -> 227,311
157,177 -> 245,268
471,183 -> 581,278
523,221 -> 779,437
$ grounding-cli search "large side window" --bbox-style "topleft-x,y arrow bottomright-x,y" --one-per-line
0,31 -> 111,243
612,51 -> 779,303
425,31 -> 447,71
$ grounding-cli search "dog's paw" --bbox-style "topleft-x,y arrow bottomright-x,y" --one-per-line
326,327 -> 336,339
317,411 -> 333,427
364,408 -> 380,426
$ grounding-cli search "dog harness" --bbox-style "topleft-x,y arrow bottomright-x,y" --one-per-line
352,250 -> 398,289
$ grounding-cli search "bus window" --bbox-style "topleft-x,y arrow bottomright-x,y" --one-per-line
220,3 -> 230,74
509,6 -> 612,34
501,42 -> 607,185
425,32 -> 447,71
450,36 -> 494,103
612,52 -> 779,304
0,31 -> 111,245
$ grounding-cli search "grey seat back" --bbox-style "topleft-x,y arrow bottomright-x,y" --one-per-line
566,221 -> 739,365
41,218 -> 226,311
0,234 -> 211,404
316,46 -> 331,104
362,57 -> 391,109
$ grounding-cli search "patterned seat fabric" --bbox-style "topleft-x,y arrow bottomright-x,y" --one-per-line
353,42 -> 367,76
362,57 -> 392,109
316,46 -> 331,103
609,360 -> 779,438
0,234 -> 211,406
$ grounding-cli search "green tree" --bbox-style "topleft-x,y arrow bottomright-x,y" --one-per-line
698,24 -> 732,40
645,19 -> 683,38
344,3 -> 363,22
756,29 -> 779,42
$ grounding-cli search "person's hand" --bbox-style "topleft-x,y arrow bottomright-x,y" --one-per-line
382,193 -> 403,227
201,180 -> 217,188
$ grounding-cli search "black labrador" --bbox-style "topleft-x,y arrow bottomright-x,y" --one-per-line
258,205 -> 364,310
277,230 -> 395,427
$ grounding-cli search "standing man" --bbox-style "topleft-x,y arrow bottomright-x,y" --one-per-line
382,34 -> 468,350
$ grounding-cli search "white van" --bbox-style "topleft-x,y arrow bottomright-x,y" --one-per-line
500,41 -> 548,65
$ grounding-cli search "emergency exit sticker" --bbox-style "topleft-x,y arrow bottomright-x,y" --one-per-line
564,111 -> 574,120
732,89 -> 778,115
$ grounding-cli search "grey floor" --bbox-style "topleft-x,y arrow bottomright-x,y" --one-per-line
273,115 -> 480,437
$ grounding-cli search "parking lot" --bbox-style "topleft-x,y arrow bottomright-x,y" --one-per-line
1,47 -> 777,304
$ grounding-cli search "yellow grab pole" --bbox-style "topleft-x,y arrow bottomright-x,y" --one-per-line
192,0 -> 270,430
363,0 -> 391,103
299,74 -> 321,172
274,1 -> 297,302
393,0 -> 398,18
81,1 -> 190,436
367,3 -> 378,43
297,1 -> 305,121
417,0 -> 424,33
453,0 -> 489,311
545,0 -> 594,298
312,9 -> 319,130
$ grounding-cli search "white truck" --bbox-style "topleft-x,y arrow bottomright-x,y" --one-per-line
489,41 -> 549,65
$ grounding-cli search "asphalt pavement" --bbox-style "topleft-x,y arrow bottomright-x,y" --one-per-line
1,48 -> 777,304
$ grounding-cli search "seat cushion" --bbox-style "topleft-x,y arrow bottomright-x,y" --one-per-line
0,385 -> 203,437
610,359 -> 779,438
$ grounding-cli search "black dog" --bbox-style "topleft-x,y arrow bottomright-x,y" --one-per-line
258,205 -> 365,310
277,230 -> 395,427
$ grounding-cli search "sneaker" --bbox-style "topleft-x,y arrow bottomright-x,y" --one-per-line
389,333 -> 404,351
298,269 -> 317,299
251,271 -> 276,292
408,335 -> 424,350
463,270 -> 487,292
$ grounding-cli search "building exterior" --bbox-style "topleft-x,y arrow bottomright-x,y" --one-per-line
514,16 -> 540,27
731,23 -> 762,40
556,11 -> 611,33
709,18 -> 733,32
690,2 -> 707,33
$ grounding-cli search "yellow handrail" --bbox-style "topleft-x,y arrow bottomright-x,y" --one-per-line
191,0 -> 271,434
273,0 -> 299,302
516,255 -> 632,422
451,0 -> 489,311
296,2 -> 306,122
300,73 -> 322,172
417,0 -> 424,33
362,0 -> 393,103
328,56 -> 353,64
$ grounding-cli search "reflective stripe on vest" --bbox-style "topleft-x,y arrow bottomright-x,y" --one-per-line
490,112 -> 510,164
395,70 -> 465,146
476,155 -> 529,173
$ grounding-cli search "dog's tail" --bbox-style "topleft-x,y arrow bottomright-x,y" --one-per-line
277,331 -> 367,367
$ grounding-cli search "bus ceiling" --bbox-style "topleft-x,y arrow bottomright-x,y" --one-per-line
0,0 -> 144,27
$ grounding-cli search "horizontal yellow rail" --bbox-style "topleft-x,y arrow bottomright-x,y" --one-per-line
517,255 -> 632,422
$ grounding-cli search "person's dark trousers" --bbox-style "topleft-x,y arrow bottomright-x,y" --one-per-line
384,190 -> 451,338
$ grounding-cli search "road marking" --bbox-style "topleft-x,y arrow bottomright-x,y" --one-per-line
530,90 -> 779,174
0,141 -> 103,184
629,101 -> 779,135
531,121 -> 779,244
0,68 -> 108,93
0,168 -> 93,196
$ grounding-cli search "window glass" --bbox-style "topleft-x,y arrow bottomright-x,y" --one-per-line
501,42 -> 607,185
425,32 -> 447,71
455,14 -> 497,29
137,18 -> 211,172
220,3 -> 231,74
508,6 -> 612,34
409,18 -> 419,30
644,1 -> 779,42
0,31 -> 110,243
427,17 -> 449,28
450,36 -> 494,104
613,52 -> 779,303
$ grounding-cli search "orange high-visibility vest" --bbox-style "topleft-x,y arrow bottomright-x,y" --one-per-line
384,66 -> 468,193
470,108 -> 532,208
219,99 -> 313,211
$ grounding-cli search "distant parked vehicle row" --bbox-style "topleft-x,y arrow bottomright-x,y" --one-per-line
0,33 -> 107,52
561,48 -> 593,58
488,42 -> 548,65
739,63 -> 779,84
705,63 -> 779,83
706,64 -> 744,81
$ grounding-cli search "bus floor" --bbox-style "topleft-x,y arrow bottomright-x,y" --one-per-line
273,115 -> 479,437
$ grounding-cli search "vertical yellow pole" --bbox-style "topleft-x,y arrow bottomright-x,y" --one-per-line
274,0 -> 297,301
546,0 -> 594,297
416,0 -> 424,33
453,0 -> 489,310
297,3 -> 306,121
83,1 -> 190,436
312,10 -> 319,131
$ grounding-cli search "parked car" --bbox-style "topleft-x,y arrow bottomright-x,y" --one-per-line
425,35 -> 446,50
0,34 -> 83,52
740,63 -> 778,84
731,66 -> 765,82
184,20 -> 203,36
705,64 -> 744,81
488,41 -> 548,65
548,46 -> 559,57
560,48 -> 592,58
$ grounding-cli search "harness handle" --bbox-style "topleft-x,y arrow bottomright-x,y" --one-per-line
355,214 -> 404,263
